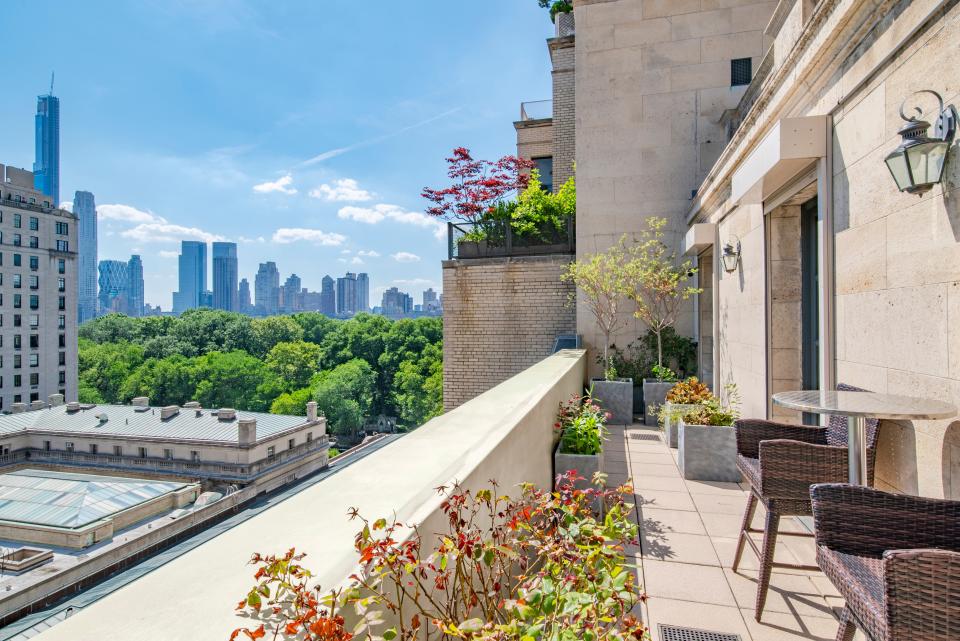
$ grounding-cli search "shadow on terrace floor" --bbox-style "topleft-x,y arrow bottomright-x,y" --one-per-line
605,423 -> 868,641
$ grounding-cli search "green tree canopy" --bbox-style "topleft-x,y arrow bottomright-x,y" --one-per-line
251,316 -> 305,358
265,341 -> 322,391
314,359 -> 376,440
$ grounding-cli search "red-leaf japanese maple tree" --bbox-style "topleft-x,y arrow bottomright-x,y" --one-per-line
422,147 -> 533,223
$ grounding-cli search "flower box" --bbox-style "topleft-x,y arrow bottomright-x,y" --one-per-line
554,447 -> 601,492
642,379 -> 673,426
661,402 -> 703,448
677,420 -> 741,482
590,378 -> 633,425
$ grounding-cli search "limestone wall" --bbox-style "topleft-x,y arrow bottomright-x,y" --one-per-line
442,255 -> 576,410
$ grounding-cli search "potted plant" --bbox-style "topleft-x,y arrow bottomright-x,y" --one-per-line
623,217 -> 702,424
658,377 -> 713,448
642,364 -> 677,426
677,384 -> 742,482
538,0 -> 574,36
562,238 -> 633,425
608,341 -> 654,420
553,392 -> 606,490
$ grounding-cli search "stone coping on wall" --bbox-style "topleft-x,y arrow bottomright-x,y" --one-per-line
32,349 -> 587,641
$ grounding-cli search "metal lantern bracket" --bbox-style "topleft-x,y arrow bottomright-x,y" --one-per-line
899,89 -> 957,142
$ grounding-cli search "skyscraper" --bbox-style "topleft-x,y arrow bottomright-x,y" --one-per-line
356,273 -> 369,313
282,274 -> 302,313
74,191 -> 97,324
238,278 -> 252,314
336,273 -> 358,316
320,276 -> 335,316
381,287 -> 413,316
254,262 -> 280,316
212,242 -> 238,312
172,241 -> 207,314
98,260 -> 129,315
127,255 -> 144,317
34,86 -> 60,205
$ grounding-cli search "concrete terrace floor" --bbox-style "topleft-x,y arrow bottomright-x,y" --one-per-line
607,422 -> 867,641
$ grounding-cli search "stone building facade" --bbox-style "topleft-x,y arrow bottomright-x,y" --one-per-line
442,256 -> 575,410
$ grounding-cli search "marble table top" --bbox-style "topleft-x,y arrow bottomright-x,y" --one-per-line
772,390 -> 957,420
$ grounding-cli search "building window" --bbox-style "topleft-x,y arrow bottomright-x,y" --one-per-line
29,392 -> 38,403
29,256 -> 38,270
29,334 -> 38,348
58,352 -> 65,365
29,295 -> 39,310
29,354 -> 38,368
65,441 -> 74,452
12,295 -> 20,309
89,444 -> 98,454
56,315 -> 64,329
58,334 -> 65,348
13,335 -> 20,350
306,432 -> 313,442
190,451 -> 200,462
532,156 -> 554,192
57,259 -> 65,274
29,237 -> 38,249
30,275 -> 38,290
29,373 -> 38,385
13,394 -> 20,402
55,222 -> 68,235
58,371 -> 65,385
13,314 -> 21,327
163,448 -> 173,459
55,240 -> 68,252
288,438 -> 295,450
267,446 -> 276,458
12,234 -> 21,247
13,254 -> 20,267
13,274 -> 20,289
58,296 -> 65,310
138,447 -> 147,458
113,445 -> 122,456
29,217 -> 38,231
43,440 -> 51,451
731,57 -> 752,86
13,355 -> 20,369
58,278 -> 65,292
13,375 -> 21,387
12,214 -> 20,229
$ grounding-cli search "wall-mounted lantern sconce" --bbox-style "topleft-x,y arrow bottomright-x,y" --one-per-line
885,90 -> 956,194
722,236 -> 741,273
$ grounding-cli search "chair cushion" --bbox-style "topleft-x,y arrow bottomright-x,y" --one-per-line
737,455 -> 761,491
818,546 -> 887,640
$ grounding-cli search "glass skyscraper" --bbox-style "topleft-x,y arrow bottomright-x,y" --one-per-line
173,241 -> 207,314
97,256 -> 144,317
34,93 -> 60,204
74,191 -> 97,323
212,242 -> 238,312
127,255 -> 144,317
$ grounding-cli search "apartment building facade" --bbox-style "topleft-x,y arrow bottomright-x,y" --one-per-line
0,164 -> 78,411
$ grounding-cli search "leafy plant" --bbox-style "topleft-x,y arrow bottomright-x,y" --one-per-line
682,384 -> 741,427
650,364 -> 677,383
556,392 -> 608,456
665,377 -> 713,405
623,218 -> 702,369
562,238 -> 631,379
422,147 -> 533,223
510,171 -> 575,242
231,476 -> 649,641
537,0 -> 573,22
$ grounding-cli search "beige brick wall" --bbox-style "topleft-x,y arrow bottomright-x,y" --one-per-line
550,36 -> 576,191
515,119 -> 554,166
442,256 -> 576,410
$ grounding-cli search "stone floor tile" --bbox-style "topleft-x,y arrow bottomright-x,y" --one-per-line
711,536 -> 804,572
691,492 -> 752,514
640,506 -> 708,535
685,479 -> 747,495
723,568 -> 834,619
699,511 -> 747,538
634,475 -> 688,492
642,560 -> 737,606
629,452 -> 678,464
778,534 -> 819,568
635,489 -> 697,512
630,462 -> 682,478
743,609 -> 842,641
808,575 -> 842,599
644,599 -> 751,641
641,531 -> 721,565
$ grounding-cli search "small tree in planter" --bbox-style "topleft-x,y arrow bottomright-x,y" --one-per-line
562,239 -> 633,424
678,384 -> 742,482
624,217 -> 702,425
554,392 -> 608,491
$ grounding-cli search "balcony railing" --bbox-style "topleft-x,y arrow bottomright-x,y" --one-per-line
447,217 -> 574,260
520,100 -> 552,121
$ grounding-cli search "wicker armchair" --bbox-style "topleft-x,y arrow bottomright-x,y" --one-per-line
731,383 -> 880,620
811,483 -> 960,641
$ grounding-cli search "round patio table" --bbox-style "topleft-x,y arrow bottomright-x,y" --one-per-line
772,390 -> 957,485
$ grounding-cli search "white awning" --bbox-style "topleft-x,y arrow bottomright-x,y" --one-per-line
683,223 -> 716,256
731,116 -> 827,204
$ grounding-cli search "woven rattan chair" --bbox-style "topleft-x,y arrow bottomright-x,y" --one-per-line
811,483 -> 960,641
731,383 -> 879,620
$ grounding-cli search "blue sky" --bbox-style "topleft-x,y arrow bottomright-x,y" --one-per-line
0,1 -> 553,309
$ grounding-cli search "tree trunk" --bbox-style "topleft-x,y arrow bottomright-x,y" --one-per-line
655,328 -> 663,368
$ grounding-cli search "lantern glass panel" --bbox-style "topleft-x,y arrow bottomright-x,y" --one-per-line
884,148 -> 911,191
906,140 -> 948,186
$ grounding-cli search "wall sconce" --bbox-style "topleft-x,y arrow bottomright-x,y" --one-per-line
885,90 -> 956,194
722,236 -> 741,273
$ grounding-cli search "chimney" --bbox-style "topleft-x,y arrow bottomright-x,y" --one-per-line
238,418 -> 257,446
132,396 -> 149,407
11,403 -> 26,414
48,394 -> 64,407
183,401 -> 200,409
160,405 -> 180,420
218,408 -> 236,421
30,400 -> 46,411
306,401 -> 318,422
66,401 -> 80,412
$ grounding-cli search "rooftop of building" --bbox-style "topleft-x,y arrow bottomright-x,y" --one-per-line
0,470 -> 190,530
0,403 -> 318,445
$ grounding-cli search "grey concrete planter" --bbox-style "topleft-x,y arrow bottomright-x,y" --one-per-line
590,378 -> 633,425
642,380 -> 674,426
677,420 -> 741,483
554,449 -> 601,491
662,403 -> 704,448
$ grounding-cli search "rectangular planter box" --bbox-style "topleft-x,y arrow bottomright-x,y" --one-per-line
554,449 -> 601,491
678,420 -> 742,483
642,380 -> 673,426
590,378 -> 633,425
662,403 -> 704,448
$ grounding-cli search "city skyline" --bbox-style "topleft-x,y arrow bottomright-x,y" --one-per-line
0,3 -> 554,309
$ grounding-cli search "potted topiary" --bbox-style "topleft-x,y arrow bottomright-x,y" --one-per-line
678,384 -> 742,482
659,376 -> 713,448
562,238 -> 633,425
554,392 -> 607,491
623,217 -> 702,426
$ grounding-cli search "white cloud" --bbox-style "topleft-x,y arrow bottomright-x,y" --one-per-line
253,174 -> 297,195
391,252 -> 421,263
340,249 -> 352,254
272,227 -> 346,246
158,250 -> 179,258
337,203 -> 446,239
59,202 -> 73,212
309,178 -> 373,202
122,222 -> 224,244
98,204 -> 164,224
394,278 -> 435,286
358,250 -> 380,257
351,256 -> 364,265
